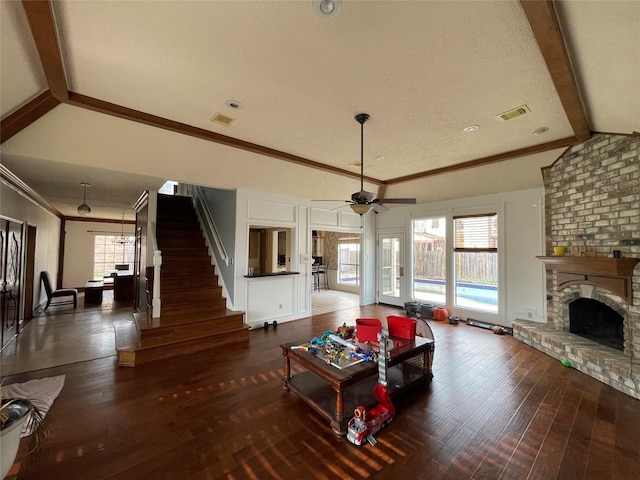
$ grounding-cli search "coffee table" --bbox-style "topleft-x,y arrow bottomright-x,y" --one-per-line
281,336 -> 434,436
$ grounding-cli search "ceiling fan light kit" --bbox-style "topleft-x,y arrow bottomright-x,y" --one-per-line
351,204 -> 374,215
77,182 -> 91,216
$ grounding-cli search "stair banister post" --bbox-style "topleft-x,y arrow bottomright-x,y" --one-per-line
150,220 -> 162,318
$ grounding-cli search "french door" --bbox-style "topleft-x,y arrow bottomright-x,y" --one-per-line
377,233 -> 404,306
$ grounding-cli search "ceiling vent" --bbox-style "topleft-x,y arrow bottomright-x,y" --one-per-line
496,105 -> 531,122
210,112 -> 236,127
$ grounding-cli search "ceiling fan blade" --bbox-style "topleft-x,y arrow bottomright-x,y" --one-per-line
377,198 -> 417,204
330,204 -> 351,212
372,203 -> 388,213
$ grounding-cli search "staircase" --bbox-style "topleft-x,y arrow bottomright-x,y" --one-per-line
115,194 -> 248,366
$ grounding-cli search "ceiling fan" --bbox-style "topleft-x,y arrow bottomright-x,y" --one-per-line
344,113 -> 417,215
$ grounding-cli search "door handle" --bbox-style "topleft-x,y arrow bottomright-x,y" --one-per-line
399,266 -> 404,277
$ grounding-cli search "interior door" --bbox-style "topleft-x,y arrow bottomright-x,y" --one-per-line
22,225 -> 37,323
1,220 -> 23,349
377,233 -> 404,307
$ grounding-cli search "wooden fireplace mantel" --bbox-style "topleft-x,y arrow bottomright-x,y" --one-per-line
537,256 -> 639,302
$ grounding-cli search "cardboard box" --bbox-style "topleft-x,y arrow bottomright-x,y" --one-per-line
386,316 -> 417,340
356,318 -> 382,343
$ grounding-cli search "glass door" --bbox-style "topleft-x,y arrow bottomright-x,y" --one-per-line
378,233 -> 404,306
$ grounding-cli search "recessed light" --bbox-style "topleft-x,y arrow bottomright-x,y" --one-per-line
313,0 -> 342,18
464,125 -> 480,132
372,155 -> 385,162
532,127 -> 549,135
225,99 -> 244,110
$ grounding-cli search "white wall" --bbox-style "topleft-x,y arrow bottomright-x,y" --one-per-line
235,188 -> 369,328
0,181 -> 62,310
376,188 -> 545,326
63,220 -> 135,288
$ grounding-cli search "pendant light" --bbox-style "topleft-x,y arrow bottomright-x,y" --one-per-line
77,183 -> 91,216
113,213 -> 134,245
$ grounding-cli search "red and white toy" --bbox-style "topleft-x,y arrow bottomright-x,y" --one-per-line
346,335 -> 395,446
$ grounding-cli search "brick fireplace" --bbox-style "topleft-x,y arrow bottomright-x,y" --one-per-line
513,133 -> 640,399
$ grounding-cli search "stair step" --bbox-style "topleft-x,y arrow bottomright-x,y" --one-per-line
160,298 -> 227,314
117,328 -> 249,366
162,255 -> 212,266
160,276 -> 219,290
160,247 -> 209,257
160,266 -> 216,278
156,221 -> 201,231
156,237 -> 205,248
135,311 -> 245,344
160,286 -> 223,303
114,319 -> 140,367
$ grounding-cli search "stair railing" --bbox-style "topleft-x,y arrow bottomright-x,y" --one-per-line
150,220 -> 162,318
191,186 -> 229,266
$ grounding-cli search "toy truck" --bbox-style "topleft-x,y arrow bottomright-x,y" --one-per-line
346,335 -> 395,446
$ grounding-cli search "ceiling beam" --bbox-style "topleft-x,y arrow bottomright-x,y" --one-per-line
520,0 -> 591,142
22,0 -> 68,102
66,92 -> 376,185
1,90 -> 59,143
384,136 -> 577,185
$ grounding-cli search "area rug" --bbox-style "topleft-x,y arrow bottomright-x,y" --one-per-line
1,375 -> 65,437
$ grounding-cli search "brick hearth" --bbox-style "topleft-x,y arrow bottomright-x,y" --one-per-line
513,133 -> 640,399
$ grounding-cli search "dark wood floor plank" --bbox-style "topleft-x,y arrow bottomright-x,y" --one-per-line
6,306 -> 640,480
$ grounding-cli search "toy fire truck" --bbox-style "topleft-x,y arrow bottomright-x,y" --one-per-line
346,335 -> 395,446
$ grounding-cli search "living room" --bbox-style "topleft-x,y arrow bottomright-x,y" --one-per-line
1,1 -> 639,478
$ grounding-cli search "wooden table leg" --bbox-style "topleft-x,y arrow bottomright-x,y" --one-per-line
281,347 -> 291,392
330,388 -> 345,436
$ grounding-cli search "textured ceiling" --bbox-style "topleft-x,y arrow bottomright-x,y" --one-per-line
1,0 -> 638,220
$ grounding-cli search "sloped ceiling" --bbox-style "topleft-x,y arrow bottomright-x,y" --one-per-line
1,0 -> 638,220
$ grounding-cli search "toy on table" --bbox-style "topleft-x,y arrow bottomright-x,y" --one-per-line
347,335 -> 395,446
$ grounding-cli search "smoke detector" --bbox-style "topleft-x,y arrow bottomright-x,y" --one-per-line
496,105 -> 531,122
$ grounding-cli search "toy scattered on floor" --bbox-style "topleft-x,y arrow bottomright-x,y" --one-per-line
347,335 -> 395,446
492,325 -> 504,335
561,359 -> 572,367
263,321 -> 278,330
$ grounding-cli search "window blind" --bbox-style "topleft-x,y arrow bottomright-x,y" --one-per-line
453,213 -> 497,252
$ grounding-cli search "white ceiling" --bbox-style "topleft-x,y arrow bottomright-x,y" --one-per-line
1,0 -> 638,220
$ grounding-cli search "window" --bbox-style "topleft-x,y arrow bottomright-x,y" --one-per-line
453,214 -> 498,313
412,217 -> 446,304
93,235 -> 135,280
338,240 -> 360,286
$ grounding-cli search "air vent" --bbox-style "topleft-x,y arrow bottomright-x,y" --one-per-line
496,105 -> 531,122
210,112 -> 236,127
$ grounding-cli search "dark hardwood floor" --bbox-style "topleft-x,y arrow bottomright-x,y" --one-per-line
6,304 -> 640,479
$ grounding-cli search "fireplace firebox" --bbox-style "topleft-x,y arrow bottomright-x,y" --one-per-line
569,298 -> 624,351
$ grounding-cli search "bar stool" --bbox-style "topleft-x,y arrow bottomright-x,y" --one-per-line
316,264 -> 329,291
